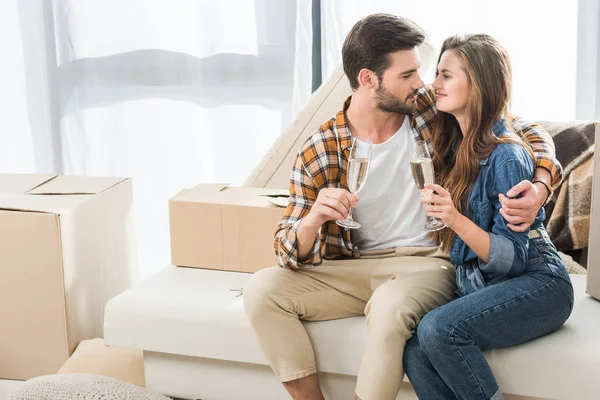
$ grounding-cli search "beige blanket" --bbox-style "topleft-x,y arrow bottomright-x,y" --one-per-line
541,121 -> 597,250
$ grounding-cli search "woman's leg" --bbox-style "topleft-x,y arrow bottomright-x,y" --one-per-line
407,274 -> 573,400
404,332 -> 456,400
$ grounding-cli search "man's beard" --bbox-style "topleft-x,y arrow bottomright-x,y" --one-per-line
375,84 -> 417,115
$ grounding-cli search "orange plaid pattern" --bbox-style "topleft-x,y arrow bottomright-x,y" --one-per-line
274,88 -> 563,270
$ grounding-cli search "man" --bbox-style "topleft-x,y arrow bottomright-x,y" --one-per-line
243,14 -> 561,400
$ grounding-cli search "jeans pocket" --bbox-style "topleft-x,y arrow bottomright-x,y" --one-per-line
531,237 -> 571,279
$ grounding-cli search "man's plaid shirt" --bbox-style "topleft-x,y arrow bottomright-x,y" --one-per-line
274,88 -> 563,270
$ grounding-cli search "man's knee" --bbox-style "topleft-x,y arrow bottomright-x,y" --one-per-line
243,266 -> 290,321
366,282 -> 421,335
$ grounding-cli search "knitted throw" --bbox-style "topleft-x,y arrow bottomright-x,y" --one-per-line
9,374 -> 170,400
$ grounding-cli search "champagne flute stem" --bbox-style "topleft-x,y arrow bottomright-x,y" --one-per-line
347,206 -> 354,221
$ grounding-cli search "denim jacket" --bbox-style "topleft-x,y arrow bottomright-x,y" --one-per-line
453,120 -> 548,296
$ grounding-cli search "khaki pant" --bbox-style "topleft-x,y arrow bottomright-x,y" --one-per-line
243,246 -> 456,400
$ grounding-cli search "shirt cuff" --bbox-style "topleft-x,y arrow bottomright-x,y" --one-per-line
534,156 -> 563,192
276,219 -> 322,270
478,233 -> 515,279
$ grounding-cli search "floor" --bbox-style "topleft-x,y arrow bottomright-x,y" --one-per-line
0,380 -> 24,400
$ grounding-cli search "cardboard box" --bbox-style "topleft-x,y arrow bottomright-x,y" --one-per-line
0,174 -> 138,380
587,123 -> 600,301
169,184 -> 288,273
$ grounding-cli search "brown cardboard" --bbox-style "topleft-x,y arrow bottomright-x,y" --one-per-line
587,123 -> 600,300
0,174 -> 138,380
169,184 -> 288,273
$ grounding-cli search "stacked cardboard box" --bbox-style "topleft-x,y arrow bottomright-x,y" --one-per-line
0,174 -> 138,379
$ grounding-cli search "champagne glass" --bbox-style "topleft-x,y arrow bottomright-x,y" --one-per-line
336,136 -> 372,229
410,140 -> 446,232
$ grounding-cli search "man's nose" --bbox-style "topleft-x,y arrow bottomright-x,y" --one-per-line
413,75 -> 425,90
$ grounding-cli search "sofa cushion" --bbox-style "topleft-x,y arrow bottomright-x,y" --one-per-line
104,266 -> 600,400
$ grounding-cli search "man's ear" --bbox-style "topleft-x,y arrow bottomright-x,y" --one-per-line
358,69 -> 377,89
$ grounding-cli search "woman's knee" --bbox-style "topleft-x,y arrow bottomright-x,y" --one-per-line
416,309 -> 456,351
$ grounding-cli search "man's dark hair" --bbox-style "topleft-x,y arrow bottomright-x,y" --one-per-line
342,14 -> 426,90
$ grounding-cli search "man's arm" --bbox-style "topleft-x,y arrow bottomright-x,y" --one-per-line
411,86 -> 438,142
500,114 -> 563,232
507,113 -> 563,191
275,149 -> 356,270
274,152 -> 321,270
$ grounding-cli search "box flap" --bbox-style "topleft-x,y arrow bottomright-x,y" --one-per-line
188,183 -> 230,193
256,188 -> 290,197
28,176 -> 127,195
0,194 -> 94,214
0,174 -> 57,195
170,183 -> 227,202
171,184 -> 288,208
258,188 -> 289,208
266,197 -> 289,208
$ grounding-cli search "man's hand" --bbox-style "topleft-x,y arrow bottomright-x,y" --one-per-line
499,180 -> 546,232
296,188 -> 358,263
303,188 -> 358,228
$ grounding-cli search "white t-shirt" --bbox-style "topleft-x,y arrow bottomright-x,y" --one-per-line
352,117 -> 436,250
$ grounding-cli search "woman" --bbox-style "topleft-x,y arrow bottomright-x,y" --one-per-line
403,34 -> 574,400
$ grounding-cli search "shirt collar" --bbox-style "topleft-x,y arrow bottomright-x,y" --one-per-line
336,96 -> 353,153
480,117 -> 509,166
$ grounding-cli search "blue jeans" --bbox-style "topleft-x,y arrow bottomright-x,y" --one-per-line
403,238 -> 574,400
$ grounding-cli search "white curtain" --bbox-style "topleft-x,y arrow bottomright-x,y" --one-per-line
1,0 -> 597,278
0,0 -> 59,174
1,0 -> 312,278
321,0 -> 580,122
576,0 -> 600,120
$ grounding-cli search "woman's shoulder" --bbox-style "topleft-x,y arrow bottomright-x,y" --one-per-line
490,136 -> 533,167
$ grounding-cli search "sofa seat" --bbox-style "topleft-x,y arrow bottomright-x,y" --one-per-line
104,266 -> 599,400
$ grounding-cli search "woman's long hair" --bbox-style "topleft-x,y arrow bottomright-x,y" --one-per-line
431,34 -> 533,251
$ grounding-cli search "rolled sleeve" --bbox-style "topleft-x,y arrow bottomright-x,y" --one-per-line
274,148 -> 324,271
275,219 -> 322,270
478,233 -> 521,279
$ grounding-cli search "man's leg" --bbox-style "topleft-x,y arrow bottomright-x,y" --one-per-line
243,263 -> 373,400
283,374 -> 325,400
355,251 -> 456,400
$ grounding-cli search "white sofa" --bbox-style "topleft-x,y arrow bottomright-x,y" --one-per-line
104,63 -> 600,399
104,266 -> 599,400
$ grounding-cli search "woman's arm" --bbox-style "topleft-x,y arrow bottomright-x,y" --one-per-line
423,148 -> 534,279
422,185 -> 491,262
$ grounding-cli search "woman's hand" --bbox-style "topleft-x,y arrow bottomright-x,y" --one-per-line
421,183 -> 461,229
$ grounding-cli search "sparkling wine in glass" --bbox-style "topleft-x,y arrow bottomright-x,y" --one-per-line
337,136 -> 372,230
411,140 -> 446,232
